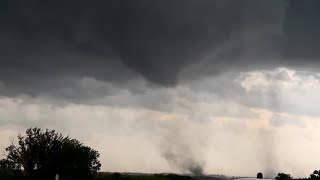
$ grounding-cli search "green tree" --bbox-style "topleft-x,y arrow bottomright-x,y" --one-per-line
310,170 -> 320,180
275,173 -> 293,180
0,158 -> 25,180
3,127 -> 101,180
0,159 -> 15,180
257,172 -> 263,179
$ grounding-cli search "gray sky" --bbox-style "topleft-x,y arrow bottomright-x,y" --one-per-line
1,0 -> 320,178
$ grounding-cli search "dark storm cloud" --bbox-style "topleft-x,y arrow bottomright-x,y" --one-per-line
283,0 -> 320,60
0,0 -> 319,94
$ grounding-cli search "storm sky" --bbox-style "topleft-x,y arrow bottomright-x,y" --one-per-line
1,0 -> 320,177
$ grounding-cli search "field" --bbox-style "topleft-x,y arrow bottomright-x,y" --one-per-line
94,173 -> 229,180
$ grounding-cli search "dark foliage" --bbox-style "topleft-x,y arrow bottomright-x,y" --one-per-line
0,159 -> 15,180
275,173 -> 293,180
1,127 -> 101,180
310,170 -> 320,180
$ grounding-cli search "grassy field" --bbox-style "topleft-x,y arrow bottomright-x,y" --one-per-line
94,173 -> 195,180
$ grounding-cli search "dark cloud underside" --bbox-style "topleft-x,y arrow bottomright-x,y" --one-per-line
283,0 -> 320,59
0,0 -> 319,94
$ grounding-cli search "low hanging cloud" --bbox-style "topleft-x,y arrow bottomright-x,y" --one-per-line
1,0 -> 320,95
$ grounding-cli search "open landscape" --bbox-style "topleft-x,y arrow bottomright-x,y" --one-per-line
1,0 -> 320,179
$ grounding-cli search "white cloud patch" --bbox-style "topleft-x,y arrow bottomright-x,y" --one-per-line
239,68 -> 320,116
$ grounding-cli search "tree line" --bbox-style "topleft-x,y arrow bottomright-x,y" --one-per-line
275,171 -> 320,180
